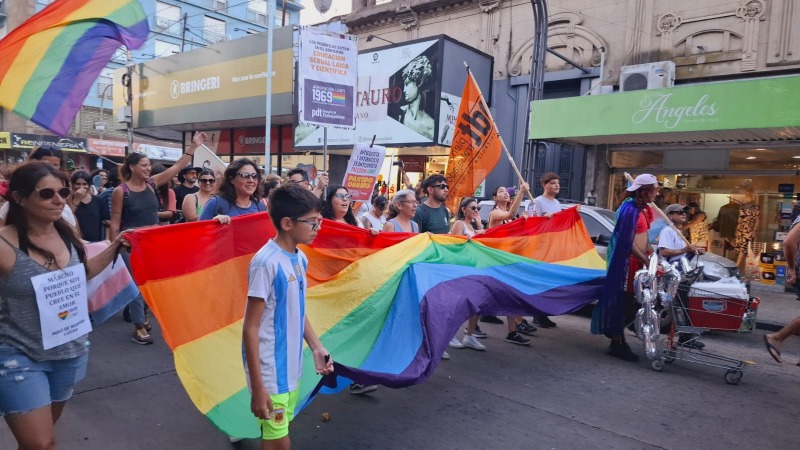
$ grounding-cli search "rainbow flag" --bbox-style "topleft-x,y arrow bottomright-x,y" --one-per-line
0,0 -> 148,136
128,209 -> 605,438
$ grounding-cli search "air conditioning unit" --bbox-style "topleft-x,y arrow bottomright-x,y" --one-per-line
619,61 -> 675,92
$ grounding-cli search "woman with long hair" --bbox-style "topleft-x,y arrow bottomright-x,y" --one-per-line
68,170 -> 110,242
110,132 -> 207,344
383,189 -> 420,233
0,161 -> 130,450
148,163 -> 178,225
199,158 -> 265,223
182,169 -> 216,222
487,183 -> 536,346
0,145 -> 76,228
321,184 -> 359,226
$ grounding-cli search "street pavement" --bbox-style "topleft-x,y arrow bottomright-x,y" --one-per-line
2,296 -> 800,450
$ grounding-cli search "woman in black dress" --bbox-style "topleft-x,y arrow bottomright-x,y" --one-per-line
68,171 -> 110,242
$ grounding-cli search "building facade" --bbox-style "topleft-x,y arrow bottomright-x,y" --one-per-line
344,0 -> 800,204
0,0 -> 298,169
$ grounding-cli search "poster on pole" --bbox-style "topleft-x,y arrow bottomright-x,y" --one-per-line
31,264 -> 92,350
342,143 -> 387,201
297,26 -> 358,129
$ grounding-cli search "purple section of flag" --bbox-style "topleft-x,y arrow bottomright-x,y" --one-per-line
32,18 -> 149,136
305,275 -> 603,404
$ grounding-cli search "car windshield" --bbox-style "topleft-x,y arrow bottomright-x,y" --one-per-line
597,209 -> 616,224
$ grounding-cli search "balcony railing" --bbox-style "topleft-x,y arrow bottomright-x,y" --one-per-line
155,16 -> 182,36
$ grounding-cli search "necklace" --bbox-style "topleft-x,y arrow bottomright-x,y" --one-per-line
29,233 -> 60,267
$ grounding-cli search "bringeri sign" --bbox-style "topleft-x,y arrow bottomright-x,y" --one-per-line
298,26 -> 358,129
342,143 -> 387,201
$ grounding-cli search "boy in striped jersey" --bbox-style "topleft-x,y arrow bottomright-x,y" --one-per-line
243,185 -> 334,449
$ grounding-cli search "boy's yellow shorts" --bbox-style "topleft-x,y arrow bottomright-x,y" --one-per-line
259,389 -> 299,440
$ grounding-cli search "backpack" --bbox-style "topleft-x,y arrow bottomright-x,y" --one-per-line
213,196 -> 267,216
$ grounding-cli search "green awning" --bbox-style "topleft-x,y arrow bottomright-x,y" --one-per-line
529,75 -> 800,146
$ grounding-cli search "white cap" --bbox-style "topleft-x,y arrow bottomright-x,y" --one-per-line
626,174 -> 658,192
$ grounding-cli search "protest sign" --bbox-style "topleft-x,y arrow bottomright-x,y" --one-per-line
343,143 -> 387,201
298,26 -> 358,129
32,264 -> 92,350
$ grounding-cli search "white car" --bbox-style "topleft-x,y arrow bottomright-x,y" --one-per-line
477,200 -> 740,280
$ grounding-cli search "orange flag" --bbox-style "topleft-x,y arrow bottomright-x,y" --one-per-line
444,71 -> 502,213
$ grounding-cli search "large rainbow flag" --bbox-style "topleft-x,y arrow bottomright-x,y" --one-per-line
128,208 -> 605,438
0,0 -> 148,136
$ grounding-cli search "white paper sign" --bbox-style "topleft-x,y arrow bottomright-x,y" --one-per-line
342,144 -> 387,202
32,264 -> 92,350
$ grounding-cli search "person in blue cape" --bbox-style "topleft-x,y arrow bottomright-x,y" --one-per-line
592,174 -> 659,361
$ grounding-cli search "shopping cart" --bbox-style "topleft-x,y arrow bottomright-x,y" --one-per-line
634,255 -> 760,384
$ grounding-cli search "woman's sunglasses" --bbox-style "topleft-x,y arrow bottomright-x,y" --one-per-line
236,173 -> 260,180
199,178 -> 216,184
36,187 -> 71,200
466,205 -> 478,211
334,193 -> 352,201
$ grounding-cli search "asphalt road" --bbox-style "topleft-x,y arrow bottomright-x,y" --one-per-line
2,312 -> 799,449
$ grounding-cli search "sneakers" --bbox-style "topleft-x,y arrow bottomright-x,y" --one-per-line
607,340 -> 639,362
480,315 -> 504,324
349,383 -> 379,395
516,320 -> 537,336
448,337 -> 465,349
533,315 -> 557,328
132,327 -> 153,345
469,326 -> 487,339
441,350 -> 451,360
505,332 -> 531,346
462,334 -> 486,351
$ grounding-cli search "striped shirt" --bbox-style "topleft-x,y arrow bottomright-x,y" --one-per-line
246,240 -> 307,394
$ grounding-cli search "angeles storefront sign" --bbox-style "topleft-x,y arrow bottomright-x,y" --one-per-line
88,139 -> 127,157
297,26 -> 358,129
11,133 -> 87,152
530,75 -> 800,143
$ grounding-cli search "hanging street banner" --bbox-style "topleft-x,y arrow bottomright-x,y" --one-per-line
297,26 -> 358,129
342,143 -> 387,201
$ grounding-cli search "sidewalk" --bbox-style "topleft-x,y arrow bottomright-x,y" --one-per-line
752,287 -> 800,331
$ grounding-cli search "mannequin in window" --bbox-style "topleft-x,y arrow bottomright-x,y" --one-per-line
735,191 -> 759,269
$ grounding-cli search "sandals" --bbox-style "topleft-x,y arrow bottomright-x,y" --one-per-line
763,335 -> 782,363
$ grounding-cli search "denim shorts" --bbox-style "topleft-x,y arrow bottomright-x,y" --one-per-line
0,344 -> 89,416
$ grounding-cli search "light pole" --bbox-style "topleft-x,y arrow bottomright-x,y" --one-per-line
520,0 -> 549,183
95,84 -> 114,138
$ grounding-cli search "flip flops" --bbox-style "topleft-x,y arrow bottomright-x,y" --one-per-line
763,335 -> 782,363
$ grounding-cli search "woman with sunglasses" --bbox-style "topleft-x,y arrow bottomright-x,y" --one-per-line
0,145 -> 76,229
199,158 -> 266,224
0,161 -> 131,450
487,183 -> 537,346
110,132 -> 207,345
321,185 -> 373,232
383,189 -> 420,233
449,197 -> 487,351
182,169 -> 216,222
68,170 -> 110,242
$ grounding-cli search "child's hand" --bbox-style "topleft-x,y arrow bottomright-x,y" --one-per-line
313,349 -> 334,376
251,388 -> 273,420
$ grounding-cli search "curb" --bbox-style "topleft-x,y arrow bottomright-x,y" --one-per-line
755,321 -> 784,332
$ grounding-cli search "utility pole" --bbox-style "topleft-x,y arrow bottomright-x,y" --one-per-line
125,51 -> 134,156
520,0 -> 549,183
180,13 -> 188,52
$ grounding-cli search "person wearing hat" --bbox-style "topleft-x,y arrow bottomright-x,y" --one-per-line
173,166 -> 201,209
592,173 -> 659,362
657,204 -> 706,350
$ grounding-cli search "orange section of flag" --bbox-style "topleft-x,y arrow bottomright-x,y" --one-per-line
444,71 -> 502,213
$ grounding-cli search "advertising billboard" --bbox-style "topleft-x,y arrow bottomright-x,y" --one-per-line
297,26 -> 358,129
294,35 -> 492,149
11,133 -> 87,152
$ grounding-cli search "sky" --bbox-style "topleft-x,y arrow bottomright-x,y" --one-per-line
299,0 -> 353,25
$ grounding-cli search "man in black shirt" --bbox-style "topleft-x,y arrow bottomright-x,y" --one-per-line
173,166 -> 201,208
